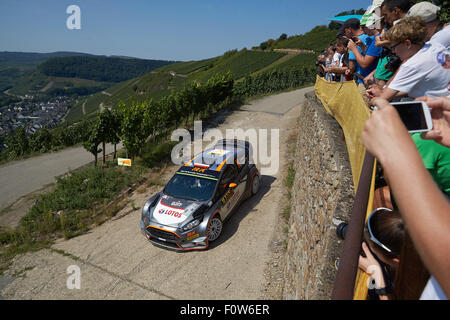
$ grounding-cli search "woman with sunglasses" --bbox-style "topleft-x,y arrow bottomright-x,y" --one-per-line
366,16 -> 450,102
358,208 -> 404,300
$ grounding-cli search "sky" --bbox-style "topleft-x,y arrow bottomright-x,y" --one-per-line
0,0 -> 371,62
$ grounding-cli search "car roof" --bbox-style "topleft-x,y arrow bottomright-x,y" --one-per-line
184,147 -> 237,172
178,140 -> 252,180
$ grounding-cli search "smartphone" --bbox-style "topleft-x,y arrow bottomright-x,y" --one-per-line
390,101 -> 433,133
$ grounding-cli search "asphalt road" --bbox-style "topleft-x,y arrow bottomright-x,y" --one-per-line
0,143 -> 121,212
1,87 -> 313,300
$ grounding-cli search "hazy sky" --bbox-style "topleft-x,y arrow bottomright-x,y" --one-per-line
0,0 -> 370,61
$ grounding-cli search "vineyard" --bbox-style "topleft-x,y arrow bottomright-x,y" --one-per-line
1,63 -> 315,166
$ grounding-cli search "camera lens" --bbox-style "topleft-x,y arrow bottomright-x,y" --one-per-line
336,222 -> 349,240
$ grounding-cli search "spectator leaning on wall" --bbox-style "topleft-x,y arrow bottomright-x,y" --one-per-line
367,17 -> 450,102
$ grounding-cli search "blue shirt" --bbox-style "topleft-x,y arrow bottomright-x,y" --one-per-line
349,33 -> 379,83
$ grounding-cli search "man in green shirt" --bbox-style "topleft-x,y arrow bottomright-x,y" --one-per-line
412,133 -> 450,196
374,55 -> 394,84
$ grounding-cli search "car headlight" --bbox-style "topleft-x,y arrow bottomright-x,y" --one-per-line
183,218 -> 201,231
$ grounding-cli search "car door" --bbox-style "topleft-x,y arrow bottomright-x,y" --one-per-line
219,164 -> 246,220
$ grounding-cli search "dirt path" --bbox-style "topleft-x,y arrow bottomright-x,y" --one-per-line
40,81 -> 54,93
0,87 -> 313,300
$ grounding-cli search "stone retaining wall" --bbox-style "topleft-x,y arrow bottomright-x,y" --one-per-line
283,91 -> 355,299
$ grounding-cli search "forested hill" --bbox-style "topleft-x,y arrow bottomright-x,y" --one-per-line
0,51 -> 93,63
38,56 -> 176,83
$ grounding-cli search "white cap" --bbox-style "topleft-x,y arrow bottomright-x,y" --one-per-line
406,2 -> 440,23
367,0 -> 384,14
366,12 -> 383,29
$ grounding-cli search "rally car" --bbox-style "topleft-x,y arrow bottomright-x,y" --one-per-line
140,139 -> 260,251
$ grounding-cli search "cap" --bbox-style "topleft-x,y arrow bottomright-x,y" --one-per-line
360,6 -> 373,26
406,2 -> 440,23
343,18 -> 361,29
366,12 -> 384,29
367,0 -> 384,14
337,18 -> 361,38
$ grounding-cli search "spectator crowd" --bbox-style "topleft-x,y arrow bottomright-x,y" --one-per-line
318,0 -> 449,300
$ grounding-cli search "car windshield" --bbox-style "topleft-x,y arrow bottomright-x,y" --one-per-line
163,173 -> 217,201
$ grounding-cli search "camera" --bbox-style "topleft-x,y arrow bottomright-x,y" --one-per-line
336,222 -> 349,240
385,53 -> 402,73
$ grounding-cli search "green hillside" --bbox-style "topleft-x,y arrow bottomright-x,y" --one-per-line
190,50 -> 286,82
263,25 -> 338,52
251,52 -> 317,76
66,49 -> 292,122
1,53 -> 176,97
0,51 -> 95,93
39,56 -> 175,83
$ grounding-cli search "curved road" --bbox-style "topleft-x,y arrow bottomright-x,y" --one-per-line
0,143 -> 121,214
1,87 -> 313,300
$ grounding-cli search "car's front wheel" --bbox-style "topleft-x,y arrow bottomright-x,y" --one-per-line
207,215 -> 223,242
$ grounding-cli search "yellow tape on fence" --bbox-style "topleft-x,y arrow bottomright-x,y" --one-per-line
314,76 -> 377,300
353,159 -> 377,300
314,76 -> 371,190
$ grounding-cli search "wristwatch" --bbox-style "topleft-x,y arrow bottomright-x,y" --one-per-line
374,286 -> 391,295
369,277 -> 392,295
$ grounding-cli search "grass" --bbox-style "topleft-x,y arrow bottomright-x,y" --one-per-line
263,53 -> 317,73
0,160 -> 147,274
156,57 -> 219,75
273,25 -> 338,52
190,50 -> 286,83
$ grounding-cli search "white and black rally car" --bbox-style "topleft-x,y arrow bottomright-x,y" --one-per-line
140,139 -> 260,251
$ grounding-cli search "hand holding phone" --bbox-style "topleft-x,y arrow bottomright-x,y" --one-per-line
389,101 -> 433,133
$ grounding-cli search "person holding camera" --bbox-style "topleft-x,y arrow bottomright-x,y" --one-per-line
362,96 -> 450,299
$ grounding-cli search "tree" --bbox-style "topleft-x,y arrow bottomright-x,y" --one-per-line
96,108 -> 119,166
118,101 -> 149,161
34,127 -> 53,152
278,33 -> 288,41
81,119 -> 102,166
108,108 -> 122,159
6,127 -> 30,156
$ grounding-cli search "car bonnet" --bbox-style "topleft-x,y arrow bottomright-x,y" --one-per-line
152,194 -> 200,226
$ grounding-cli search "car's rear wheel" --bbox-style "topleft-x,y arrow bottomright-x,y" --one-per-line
207,215 -> 223,242
251,174 -> 260,196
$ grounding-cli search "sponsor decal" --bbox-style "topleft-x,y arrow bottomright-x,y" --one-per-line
158,207 -> 184,219
171,201 -> 183,207
187,231 -> 199,241
221,189 -> 234,205
192,167 -> 207,173
207,149 -> 230,156
226,190 -> 240,209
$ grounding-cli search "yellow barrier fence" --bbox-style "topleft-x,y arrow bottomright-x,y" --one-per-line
314,76 -> 371,190
314,76 -> 376,300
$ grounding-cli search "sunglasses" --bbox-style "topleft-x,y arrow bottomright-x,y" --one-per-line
366,207 -> 393,253
390,41 -> 402,50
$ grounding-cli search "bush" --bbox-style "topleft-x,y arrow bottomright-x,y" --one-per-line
17,164 -> 145,240
141,140 -> 178,167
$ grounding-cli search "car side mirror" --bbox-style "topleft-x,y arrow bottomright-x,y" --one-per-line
228,183 -> 237,188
